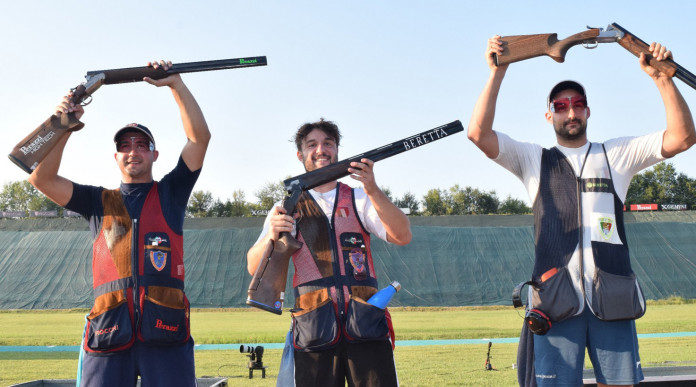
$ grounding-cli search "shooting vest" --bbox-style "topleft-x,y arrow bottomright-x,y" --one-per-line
530,144 -> 645,322
83,183 -> 190,354
290,183 -> 390,351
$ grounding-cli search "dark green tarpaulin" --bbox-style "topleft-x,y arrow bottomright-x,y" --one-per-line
1,213 -> 696,309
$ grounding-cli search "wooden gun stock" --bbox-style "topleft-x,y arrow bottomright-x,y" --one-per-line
246,235 -> 302,314
495,29 -> 600,66
8,113 -> 84,173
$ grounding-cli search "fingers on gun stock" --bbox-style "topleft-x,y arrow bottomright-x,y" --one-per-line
269,205 -> 299,241
618,35 -> 677,77
488,35 -> 506,68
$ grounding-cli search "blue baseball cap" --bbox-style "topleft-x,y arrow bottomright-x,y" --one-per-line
114,123 -> 155,148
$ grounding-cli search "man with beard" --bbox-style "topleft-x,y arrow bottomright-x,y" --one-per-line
246,118 -> 411,386
468,37 -> 695,387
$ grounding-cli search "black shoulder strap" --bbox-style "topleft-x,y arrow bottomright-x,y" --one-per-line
512,280 -> 539,308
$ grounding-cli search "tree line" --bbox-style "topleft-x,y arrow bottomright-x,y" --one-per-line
2,162 -> 695,217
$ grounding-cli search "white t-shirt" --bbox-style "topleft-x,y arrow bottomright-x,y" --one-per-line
254,185 -> 389,244
492,130 -> 666,204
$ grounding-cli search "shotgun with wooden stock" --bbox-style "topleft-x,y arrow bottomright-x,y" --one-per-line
8,56 -> 267,174
246,120 -> 464,314
494,22 -> 696,90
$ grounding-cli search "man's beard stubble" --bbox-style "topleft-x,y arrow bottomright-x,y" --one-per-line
554,118 -> 587,142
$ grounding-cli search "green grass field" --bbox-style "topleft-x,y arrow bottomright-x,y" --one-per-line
2,302 -> 696,386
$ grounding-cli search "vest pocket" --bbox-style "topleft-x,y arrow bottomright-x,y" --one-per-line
139,287 -> 190,345
344,296 -> 389,342
591,269 -> 646,321
85,290 -> 134,352
292,298 -> 339,351
531,266 -> 581,322
340,232 -> 370,281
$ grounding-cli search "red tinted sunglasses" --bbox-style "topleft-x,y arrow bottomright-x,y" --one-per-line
550,96 -> 587,113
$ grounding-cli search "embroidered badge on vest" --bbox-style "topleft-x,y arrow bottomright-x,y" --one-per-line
150,251 -> 168,271
350,247 -> 367,280
598,217 -> 615,241
337,207 -> 350,217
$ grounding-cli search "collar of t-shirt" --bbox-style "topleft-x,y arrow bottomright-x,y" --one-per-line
555,141 -> 591,177
120,181 -> 154,220
308,187 -> 337,223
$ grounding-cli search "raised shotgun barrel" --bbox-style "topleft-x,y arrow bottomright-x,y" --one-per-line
609,23 -> 696,90
246,120 -> 464,314
86,57 -> 267,85
9,56 -> 267,173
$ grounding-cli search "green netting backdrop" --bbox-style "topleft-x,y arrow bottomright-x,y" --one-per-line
2,213 -> 696,309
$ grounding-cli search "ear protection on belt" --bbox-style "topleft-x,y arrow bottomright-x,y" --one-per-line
512,281 -> 551,335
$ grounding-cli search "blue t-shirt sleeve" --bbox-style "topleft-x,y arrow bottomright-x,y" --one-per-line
65,182 -> 105,238
158,156 -> 201,234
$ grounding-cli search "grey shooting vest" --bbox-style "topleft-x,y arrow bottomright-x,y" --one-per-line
530,143 -> 646,322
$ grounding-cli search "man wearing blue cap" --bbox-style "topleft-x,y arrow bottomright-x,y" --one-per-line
28,60 -> 210,387
468,36 -> 696,387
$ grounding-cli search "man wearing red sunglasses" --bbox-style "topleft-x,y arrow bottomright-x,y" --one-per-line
468,36 -> 695,387
28,60 -> 211,387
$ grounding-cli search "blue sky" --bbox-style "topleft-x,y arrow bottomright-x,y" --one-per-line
2,1 -> 696,206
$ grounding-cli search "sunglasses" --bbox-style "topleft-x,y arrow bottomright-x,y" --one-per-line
550,96 -> 587,113
116,137 -> 155,152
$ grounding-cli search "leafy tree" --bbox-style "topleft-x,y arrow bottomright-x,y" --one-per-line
475,189 -> 500,215
422,188 -> 448,216
255,180 -> 287,210
208,199 -> 231,217
626,162 -> 696,209
229,189 -> 250,217
395,191 -> 420,215
187,190 -> 214,218
446,184 -> 471,215
445,185 -> 499,215
499,195 -> 531,214
673,173 -> 696,209
0,180 -> 58,213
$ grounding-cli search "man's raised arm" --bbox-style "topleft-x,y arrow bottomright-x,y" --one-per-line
640,44 -> 696,158
468,35 -> 508,160
144,61 -> 211,171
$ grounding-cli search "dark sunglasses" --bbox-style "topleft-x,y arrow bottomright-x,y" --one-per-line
550,96 -> 587,113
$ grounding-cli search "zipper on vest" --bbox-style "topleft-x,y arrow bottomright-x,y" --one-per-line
575,145 -> 592,300
576,176 -> 586,297
132,218 -> 140,324
328,222 -> 345,318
